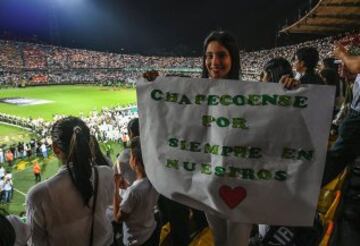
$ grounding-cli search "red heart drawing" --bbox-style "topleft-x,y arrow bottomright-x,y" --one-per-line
219,185 -> 247,209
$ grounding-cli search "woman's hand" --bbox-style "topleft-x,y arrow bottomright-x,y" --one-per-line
114,174 -> 123,188
333,41 -> 347,60
143,70 -> 159,81
279,75 -> 300,89
114,174 -> 128,189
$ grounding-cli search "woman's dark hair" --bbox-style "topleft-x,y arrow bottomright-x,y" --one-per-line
0,214 -> 16,246
320,68 -> 340,97
51,116 -> 93,206
90,135 -> 109,166
127,118 -> 139,139
201,30 -> 241,80
263,57 -> 293,83
130,136 -> 144,169
322,57 -> 338,71
295,47 -> 319,71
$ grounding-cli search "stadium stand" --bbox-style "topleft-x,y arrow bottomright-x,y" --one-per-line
0,33 -> 358,87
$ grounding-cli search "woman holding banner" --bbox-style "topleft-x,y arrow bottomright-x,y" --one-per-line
144,30 -> 298,246
144,30 -> 249,245
200,30 -> 253,246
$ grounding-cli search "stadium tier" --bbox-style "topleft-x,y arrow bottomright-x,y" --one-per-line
1,32 -> 358,86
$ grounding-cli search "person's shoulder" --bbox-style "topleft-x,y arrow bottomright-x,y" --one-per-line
131,178 -> 153,192
118,148 -> 131,157
300,73 -> 323,84
97,165 -> 114,177
104,156 -> 113,166
26,181 -> 48,203
117,149 -> 131,162
124,179 -> 143,195
28,169 -> 65,197
97,164 -> 113,172
356,74 -> 360,83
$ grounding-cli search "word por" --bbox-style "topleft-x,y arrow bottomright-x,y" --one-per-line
202,115 -> 249,129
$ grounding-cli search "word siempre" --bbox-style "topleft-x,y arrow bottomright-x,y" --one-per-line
168,137 -> 314,161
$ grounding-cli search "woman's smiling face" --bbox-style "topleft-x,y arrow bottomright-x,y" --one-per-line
205,41 -> 232,79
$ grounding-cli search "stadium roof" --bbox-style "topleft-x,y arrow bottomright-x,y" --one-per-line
280,0 -> 360,34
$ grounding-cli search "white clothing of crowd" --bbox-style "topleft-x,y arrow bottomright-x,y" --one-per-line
0,105 -> 138,145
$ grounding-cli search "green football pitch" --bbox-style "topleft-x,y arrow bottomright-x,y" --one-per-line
0,85 -> 136,120
0,85 -> 134,215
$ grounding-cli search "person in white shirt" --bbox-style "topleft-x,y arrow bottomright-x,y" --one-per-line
26,116 -> 114,246
40,143 -> 48,159
113,136 -> 159,246
0,165 -> 5,179
0,149 -> 4,164
3,176 -> 13,203
0,177 -> 5,203
114,118 -> 138,196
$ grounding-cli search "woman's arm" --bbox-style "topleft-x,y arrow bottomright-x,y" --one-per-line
113,174 -> 130,222
113,174 -> 122,222
334,43 -> 360,74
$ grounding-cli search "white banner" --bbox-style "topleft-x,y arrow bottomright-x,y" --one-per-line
137,77 -> 335,226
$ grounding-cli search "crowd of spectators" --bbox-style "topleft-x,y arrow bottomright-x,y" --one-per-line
85,106 -> 138,143
240,36 -> 333,80
0,105 -> 137,143
0,114 -> 49,135
1,33 -> 357,87
0,40 -> 201,86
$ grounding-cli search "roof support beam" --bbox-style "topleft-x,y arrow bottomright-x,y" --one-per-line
319,2 -> 360,7
299,23 -> 357,29
309,14 -> 360,20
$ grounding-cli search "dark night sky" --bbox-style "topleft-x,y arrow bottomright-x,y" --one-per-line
0,0 -> 319,56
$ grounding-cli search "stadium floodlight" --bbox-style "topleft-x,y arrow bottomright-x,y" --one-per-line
54,0 -> 85,7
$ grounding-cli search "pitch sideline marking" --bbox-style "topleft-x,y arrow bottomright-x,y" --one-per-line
14,188 -> 27,197
11,156 -> 57,199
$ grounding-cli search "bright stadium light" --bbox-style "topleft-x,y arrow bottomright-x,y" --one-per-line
54,0 -> 85,7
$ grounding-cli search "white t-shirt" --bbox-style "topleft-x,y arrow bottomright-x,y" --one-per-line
115,148 -> 136,197
0,150 -> 4,163
0,167 -> 5,178
0,179 -> 4,191
121,178 -> 159,246
116,149 -> 136,186
26,165 -> 114,246
3,179 -> 13,191
351,74 -> 360,112
5,173 -> 12,180
41,144 -> 47,152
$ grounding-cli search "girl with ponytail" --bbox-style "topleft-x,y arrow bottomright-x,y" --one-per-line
26,116 -> 114,246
